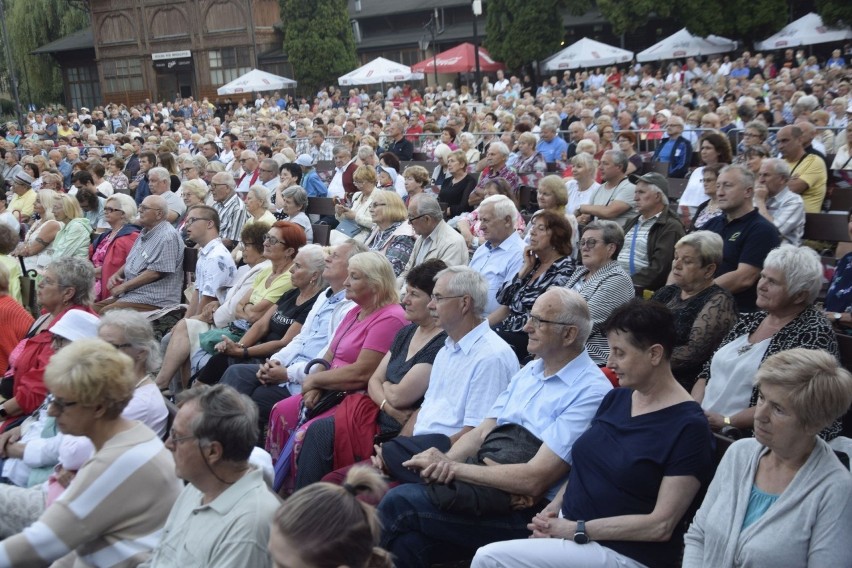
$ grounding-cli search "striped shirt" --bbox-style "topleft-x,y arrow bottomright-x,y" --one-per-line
0,423 -> 181,567
122,221 -> 185,307
212,193 -> 248,245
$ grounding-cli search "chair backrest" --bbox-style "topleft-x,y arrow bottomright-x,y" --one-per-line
666,177 -> 689,201
804,213 -> 852,243
828,187 -> 852,212
306,197 -> 337,217
651,161 -> 669,176
312,224 -> 331,246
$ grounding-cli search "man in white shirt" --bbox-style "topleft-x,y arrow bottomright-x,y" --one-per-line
753,158 -> 805,246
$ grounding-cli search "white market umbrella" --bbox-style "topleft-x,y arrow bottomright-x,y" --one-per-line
756,12 -> 852,50
637,28 -> 737,62
541,38 -> 634,71
217,69 -> 297,96
338,57 -> 424,86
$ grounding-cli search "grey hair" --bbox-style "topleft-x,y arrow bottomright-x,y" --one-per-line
676,231 -> 723,267
546,287 -> 592,346
297,244 -> 328,289
459,131 -> 476,145
488,141 -> 510,157
332,144 -> 351,157
761,157 -> 791,179
413,194 -> 444,220
248,184 -> 273,210
603,149 -> 628,172
261,158 -> 279,174
147,166 -> 169,183
435,266 -> 489,316
584,220 -> 625,258
763,244 -> 822,304
282,185 -> 309,211
178,384 -> 258,462
744,120 -> 769,140
340,238 -> 369,258
105,193 -> 137,219
48,257 -> 94,306
97,310 -> 162,373
356,145 -> 374,162
480,194 -> 518,224
720,164 -> 756,190
212,172 -> 236,190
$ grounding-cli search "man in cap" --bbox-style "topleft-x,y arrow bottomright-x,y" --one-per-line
9,172 -> 36,224
295,154 -> 328,198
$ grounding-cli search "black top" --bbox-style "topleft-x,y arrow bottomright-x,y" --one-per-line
264,288 -> 321,342
382,323 -> 446,415
438,173 -> 477,217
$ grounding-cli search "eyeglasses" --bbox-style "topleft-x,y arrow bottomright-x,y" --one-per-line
578,238 -> 601,249
430,293 -> 465,302
408,214 -> 427,223
48,395 -> 79,414
260,168 -> 276,173
264,235 -> 287,246
103,206 -> 122,214
526,314 -> 574,329
137,205 -> 162,213
168,428 -> 196,445
181,168 -> 196,172
186,216 -> 211,225
743,132 -> 760,138
211,183 -> 231,190
239,158 -> 249,163
108,342 -> 133,349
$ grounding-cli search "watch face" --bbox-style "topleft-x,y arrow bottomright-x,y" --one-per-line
574,533 -> 589,544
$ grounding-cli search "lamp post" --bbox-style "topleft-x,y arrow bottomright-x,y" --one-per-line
472,0 -> 482,101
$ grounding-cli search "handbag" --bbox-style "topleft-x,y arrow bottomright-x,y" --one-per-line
334,218 -> 364,238
299,358 -> 347,421
198,324 -> 245,355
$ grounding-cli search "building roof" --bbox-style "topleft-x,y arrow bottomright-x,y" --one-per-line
349,0 -> 468,19
32,26 -> 94,55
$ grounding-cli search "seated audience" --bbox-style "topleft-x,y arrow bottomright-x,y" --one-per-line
469,142 -> 519,208
0,225 -> 23,304
529,175 -> 578,250
330,165 -> 377,245
753,158 -> 805,246
278,185 -> 313,242
650,115 -> 693,178
401,165 -> 429,207
89,194 -> 140,302
210,172 -> 248,250
456,178 -> 526,251
398,195 -> 469,286
472,300 -> 713,568
684,349 -> 852,567
14,189 -> 61,277
575,150 -> 636,228
50,193 -> 92,261
777,124 -> 826,213
824,208 -> 852,326
690,163 -> 725,230
437,152 -> 476,217
175,179 -> 209,241
0,264 -> 32,371
364,190 -> 415,277
245,184 -> 277,228
678,131 -> 733,222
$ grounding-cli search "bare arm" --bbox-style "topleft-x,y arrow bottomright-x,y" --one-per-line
578,200 -> 631,220
111,269 -> 164,298
714,263 -> 761,294
234,288 -> 275,323
786,176 -> 809,195
302,348 -> 386,393
487,305 -> 511,327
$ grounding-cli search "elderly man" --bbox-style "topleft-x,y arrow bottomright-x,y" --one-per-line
147,385 -> 280,568
576,149 -> 636,227
221,240 -> 365,432
617,173 -> 685,292
536,120 -> 568,163
776,125 -> 827,213
703,165 -> 780,312
327,144 -> 358,199
399,195 -> 468,286
469,142 -> 520,209
295,154 -> 328,197
183,205 -> 235,318
258,158 -> 279,192
121,143 -> 140,179
754,158 -> 805,246
148,167 -> 185,225
650,116 -> 692,178
384,122 -> 414,162
1,149 -> 22,188
97,194 -> 185,313
210,172 -> 248,250
379,288 -> 612,568
309,129 -> 334,162
468,195 -> 525,315
236,150 -> 260,194
8,172 -> 36,224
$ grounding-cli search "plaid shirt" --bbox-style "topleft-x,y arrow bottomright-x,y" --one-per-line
213,193 -> 248,244
122,221 -> 185,307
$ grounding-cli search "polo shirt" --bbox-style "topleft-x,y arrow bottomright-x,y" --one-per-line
588,177 -> 636,227
786,153 -> 826,213
703,208 -> 780,312
468,232 -> 525,315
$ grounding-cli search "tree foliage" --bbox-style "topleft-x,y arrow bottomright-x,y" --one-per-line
485,0 -> 589,71
596,0 -> 672,36
5,0 -> 89,105
816,0 -> 852,28
281,0 -> 357,95
672,0 -> 787,43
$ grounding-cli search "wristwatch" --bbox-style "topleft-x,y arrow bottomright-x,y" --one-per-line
834,312 -> 843,321
0,407 -> 7,418
723,416 -> 731,426
573,520 -> 589,544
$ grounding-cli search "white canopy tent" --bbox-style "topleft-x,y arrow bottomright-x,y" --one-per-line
756,12 -> 852,50
216,69 -> 297,96
338,57 -> 424,86
637,28 -> 737,62
541,38 -> 634,71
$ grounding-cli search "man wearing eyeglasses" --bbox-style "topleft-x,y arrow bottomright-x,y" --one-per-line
258,158 -> 280,192
183,205 -> 235,319
210,172 -> 248,251
236,150 -> 260,195
148,167 -> 185,226
398,195 -> 468,288
379,288 -> 611,568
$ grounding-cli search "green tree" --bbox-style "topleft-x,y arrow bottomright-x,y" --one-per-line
816,0 -> 852,27
5,0 -> 89,105
281,0 -> 357,94
672,0 -> 787,43
485,0 -> 590,71
596,0 -> 672,36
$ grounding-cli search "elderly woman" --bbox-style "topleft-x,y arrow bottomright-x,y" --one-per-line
651,231 -> 737,391
364,190 -> 415,277
689,163 -> 726,231
154,223 -> 272,391
270,466 -> 390,568
563,221 -> 635,367
489,210 -> 575,361
89,194 -> 140,302
532,175 -> 579,249
245,184 -> 277,227
275,163 -> 303,211
832,123 -> 852,171
195,244 -> 326,385
684,348 -> 852,567
176,179 -> 209,239
565,153 -> 600,216
0,339 -> 181,566
679,132 -> 733,223
278,185 -> 312,242
50,194 -> 92,261
513,132 -> 548,189
430,143 -> 453,188
0,258 -> 96,431
474,301 -> 713,568
330,165 -> 377,245
14,189 -> 61,276
0,262 -> 32,372
266,252 -> 407,494
437,152 -> 476,217
403,165 -> 431,207
295,259 -> 447,487
106,157 -> 130,194
693,245 -> 840,437
738,120 -> 770,156
459,131 -> 480,165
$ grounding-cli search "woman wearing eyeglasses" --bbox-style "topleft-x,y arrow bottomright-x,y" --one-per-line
330,166 -> 378,245
678,132 -> 733,227
364,190 -> 415,277
690,163 -> 726,231
89,194 -> 140,302
0,339 -> 181,566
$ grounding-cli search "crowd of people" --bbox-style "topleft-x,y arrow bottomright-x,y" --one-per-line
0,46 -> 848,567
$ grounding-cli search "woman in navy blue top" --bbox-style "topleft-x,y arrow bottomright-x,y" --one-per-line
473,300 -> 714,568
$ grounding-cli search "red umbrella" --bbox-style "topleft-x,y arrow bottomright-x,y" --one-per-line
411,42 -> 505,74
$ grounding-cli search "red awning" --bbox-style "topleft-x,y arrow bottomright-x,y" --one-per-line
411,42 -> 505,74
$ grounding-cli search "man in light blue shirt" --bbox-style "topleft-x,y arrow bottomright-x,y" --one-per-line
380,288 -> 612,568
536,121 -> 568,162
468,195 -> 525,316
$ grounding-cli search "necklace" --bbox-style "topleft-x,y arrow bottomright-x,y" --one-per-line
736,343 -> 754,356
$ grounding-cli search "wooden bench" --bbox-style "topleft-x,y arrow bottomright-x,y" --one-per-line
306,197 -> 337,217
804,212 -> 852,243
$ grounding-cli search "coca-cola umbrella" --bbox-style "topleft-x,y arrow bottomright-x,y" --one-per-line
411,43 -> 505,74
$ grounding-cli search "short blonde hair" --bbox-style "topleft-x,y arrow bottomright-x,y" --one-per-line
37,189 -> 60,220
402,165 -> 430,188
55,193 -> 83,220
181,179 -> 209,202
352,165 -> 377,185
347,251 -> 398,307
375,190 -> 407,223
755,348 -> 852,432
44,339 -> 135,419
537,175 -> 568,209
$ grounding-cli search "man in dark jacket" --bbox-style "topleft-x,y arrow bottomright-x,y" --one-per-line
651,116 -> 692,178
